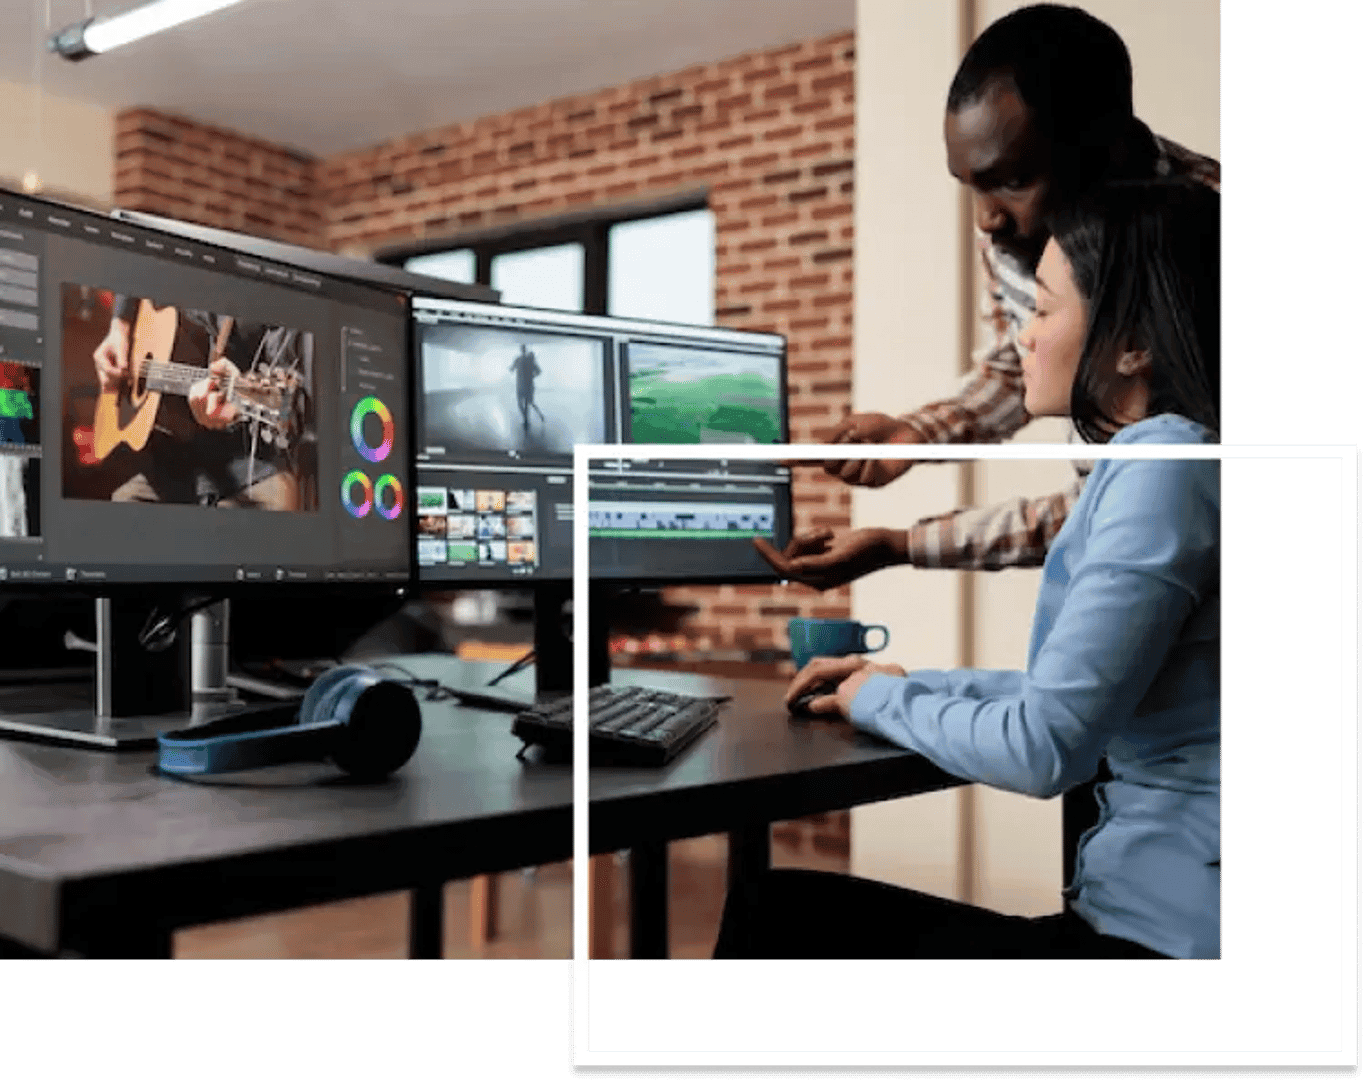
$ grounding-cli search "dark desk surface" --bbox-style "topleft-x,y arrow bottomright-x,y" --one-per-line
589,668 -> 965,852
0,656 -> 963,956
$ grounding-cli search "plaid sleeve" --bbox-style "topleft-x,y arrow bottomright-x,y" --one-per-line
897,239 -> 1031,445
903,474 -> 1086,571
897,342 -> 1031,445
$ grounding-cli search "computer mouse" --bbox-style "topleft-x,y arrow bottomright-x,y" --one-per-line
788,681 -> 841,719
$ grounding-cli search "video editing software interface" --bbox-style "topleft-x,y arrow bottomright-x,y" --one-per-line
0,191 -> 410,586
411,297 -> 791,583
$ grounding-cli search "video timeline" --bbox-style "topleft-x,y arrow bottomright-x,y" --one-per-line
588,499 -> 775,538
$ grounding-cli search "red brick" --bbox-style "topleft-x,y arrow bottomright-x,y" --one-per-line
117,29 -> 858,655
741,66 -> 782,85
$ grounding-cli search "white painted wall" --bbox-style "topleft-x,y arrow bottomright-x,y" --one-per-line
849,0 -> 967,894
851,0 -> 1219,914
0,79 -> 114,206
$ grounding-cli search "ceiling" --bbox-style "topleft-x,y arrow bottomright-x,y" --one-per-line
0,0 -> 856,156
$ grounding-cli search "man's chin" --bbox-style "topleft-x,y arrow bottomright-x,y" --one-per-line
996,235 -> 1045,268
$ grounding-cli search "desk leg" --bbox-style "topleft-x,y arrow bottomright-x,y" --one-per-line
726,822 -> 771,892
628,841 -> 668,959
409,884 -> 444,959
469,874 -> 499,950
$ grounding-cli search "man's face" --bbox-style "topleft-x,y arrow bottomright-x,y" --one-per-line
944,80 -> 1053,267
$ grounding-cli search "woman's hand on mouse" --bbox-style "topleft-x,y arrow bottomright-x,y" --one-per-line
786,655 -> 907,719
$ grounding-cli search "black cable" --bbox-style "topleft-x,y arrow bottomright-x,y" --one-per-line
369,660 -> 465,703
487,648 -> 535,687
138,595 -> 225,653
370,660 -> 527,714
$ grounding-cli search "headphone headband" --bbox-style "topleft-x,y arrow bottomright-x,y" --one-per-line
157,665 -> 422,779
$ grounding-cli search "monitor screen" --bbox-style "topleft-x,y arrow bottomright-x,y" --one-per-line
0,191 -> 411,587
412,297 -> 791,585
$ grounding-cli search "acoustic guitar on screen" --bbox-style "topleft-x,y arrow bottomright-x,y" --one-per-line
90,299 -> 304,462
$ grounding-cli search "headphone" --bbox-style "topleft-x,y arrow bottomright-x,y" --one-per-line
157,665 -> 422,780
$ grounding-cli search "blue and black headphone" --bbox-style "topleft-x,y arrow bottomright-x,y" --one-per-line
157,665 -> 422,780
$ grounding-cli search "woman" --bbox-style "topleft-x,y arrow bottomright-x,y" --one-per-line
715,179 -> 1220,960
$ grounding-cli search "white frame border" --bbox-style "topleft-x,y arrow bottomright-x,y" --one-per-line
567,441 -> 1353,1069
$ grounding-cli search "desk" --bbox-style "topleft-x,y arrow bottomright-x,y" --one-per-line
0,658 -> 567,958
589,668 -> 967,958
1,658 -> 966,958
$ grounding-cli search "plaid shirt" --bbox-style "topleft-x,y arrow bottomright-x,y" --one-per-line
902,135 -> 1221,569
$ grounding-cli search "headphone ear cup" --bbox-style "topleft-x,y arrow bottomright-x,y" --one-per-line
300,664 -> 374,725
299,664 -> 422,780
328,680 -> 422,780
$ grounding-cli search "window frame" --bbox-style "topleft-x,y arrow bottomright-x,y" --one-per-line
376,190 -> 708,316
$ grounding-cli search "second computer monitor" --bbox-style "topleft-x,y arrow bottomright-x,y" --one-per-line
411,297 -> 791,585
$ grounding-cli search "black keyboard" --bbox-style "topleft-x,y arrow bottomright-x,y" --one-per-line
511,684 -> 728,766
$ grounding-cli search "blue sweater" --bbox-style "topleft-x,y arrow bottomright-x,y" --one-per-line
850,414 -> 1219,958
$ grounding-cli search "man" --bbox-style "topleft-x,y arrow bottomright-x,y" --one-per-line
509,343 -> 543,430
760,4 -> 1219,588
92,295 -> 314,510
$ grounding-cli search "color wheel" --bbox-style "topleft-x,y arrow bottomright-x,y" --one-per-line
341,470 -> 373,518
350,396 -> 394,463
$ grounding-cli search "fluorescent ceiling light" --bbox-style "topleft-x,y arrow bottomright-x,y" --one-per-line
49,0 -> 247,60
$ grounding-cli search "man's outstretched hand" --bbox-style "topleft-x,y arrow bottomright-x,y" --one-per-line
818,412 -> 926,487
754,526 -> 908,591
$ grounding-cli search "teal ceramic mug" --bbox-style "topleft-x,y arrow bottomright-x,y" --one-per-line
787,617 -> 890,670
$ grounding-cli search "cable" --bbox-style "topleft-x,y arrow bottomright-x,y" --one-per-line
369,660 -> 466,703
487,648 -> 535,687
138,595 -> 225,653
369,660 -> 527,714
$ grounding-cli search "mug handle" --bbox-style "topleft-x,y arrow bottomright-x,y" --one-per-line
861,625 -> 889,653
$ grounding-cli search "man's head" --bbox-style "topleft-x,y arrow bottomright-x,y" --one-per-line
944,4 -> 1141,266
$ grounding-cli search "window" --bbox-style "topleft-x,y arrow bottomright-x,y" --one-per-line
490,243 -> 584,313
608,209 -> 714,325
404,248 -> 475,284
392,198 -> 714,324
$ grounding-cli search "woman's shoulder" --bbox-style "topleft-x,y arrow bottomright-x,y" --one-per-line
1110,413 -> 1217,447
1081,415 -> 1219,518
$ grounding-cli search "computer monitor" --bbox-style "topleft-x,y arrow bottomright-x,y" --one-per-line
0,189 -> 413,743
411,296 -> 791,585
409,295 -> 792,692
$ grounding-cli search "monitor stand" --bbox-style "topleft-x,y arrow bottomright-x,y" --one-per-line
533,581 -> 611,698
0,594 -> 245,749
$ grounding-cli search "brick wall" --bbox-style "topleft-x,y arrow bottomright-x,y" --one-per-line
114,108 -> 322,247
113,29 -> 859,651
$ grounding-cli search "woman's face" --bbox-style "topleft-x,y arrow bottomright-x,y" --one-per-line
1018,239 -> 1087,418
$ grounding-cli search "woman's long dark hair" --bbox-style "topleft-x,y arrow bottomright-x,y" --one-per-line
1045,179 -> 1220,442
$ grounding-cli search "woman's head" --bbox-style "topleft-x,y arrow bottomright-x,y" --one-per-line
1018,179 -> 1220,441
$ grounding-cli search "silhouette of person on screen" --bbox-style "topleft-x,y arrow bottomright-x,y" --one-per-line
509,344 -> 543,430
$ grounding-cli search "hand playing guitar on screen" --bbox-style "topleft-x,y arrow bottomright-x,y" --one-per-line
95,313 -> 237,430
188,358 -> 241,430
92,316 -> 132,392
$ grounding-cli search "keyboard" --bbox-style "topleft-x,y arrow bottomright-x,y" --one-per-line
511,684 -> 728,767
